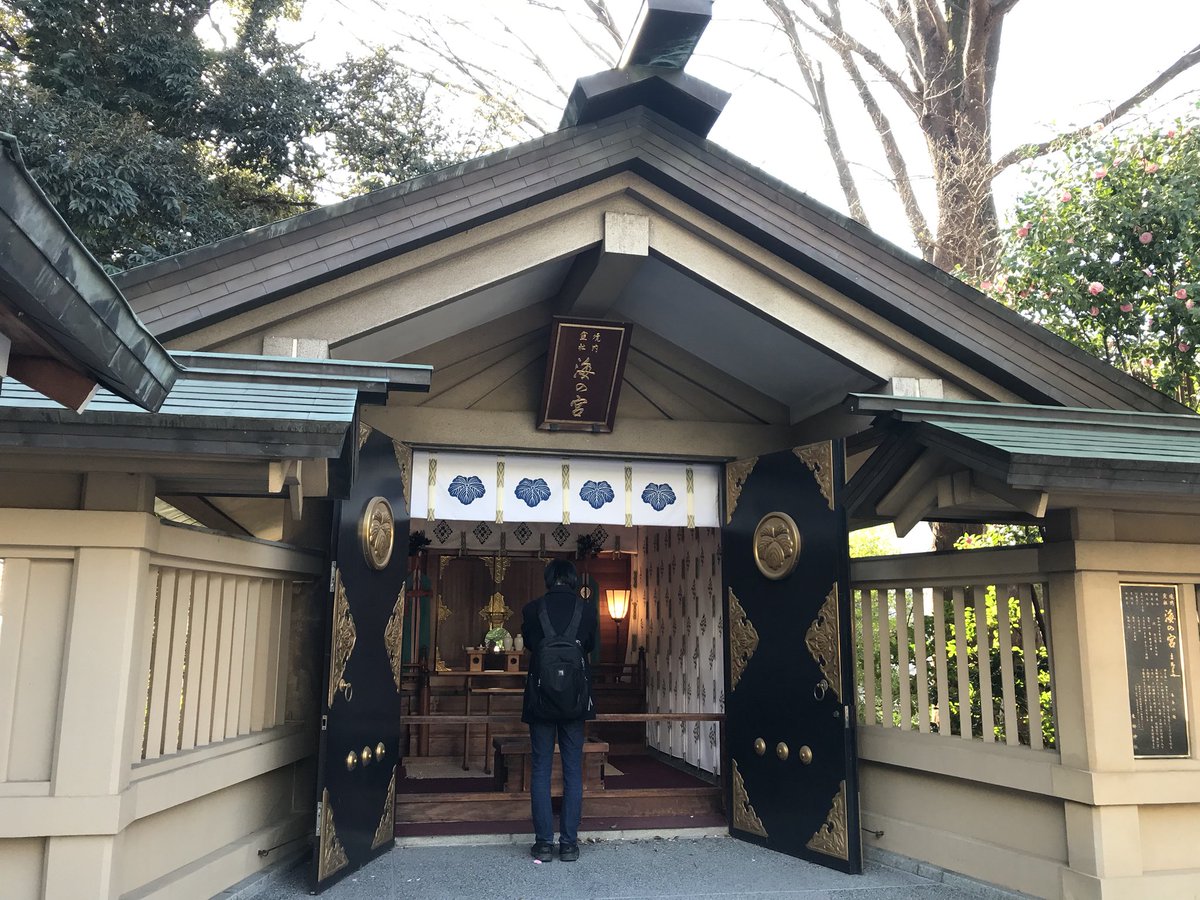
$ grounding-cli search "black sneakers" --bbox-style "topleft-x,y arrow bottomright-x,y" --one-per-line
530,841 -> 554,862
558,843 -> 579,862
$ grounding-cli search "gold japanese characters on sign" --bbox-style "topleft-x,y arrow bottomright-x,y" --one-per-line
361,496 -> 395,570
752,512 -> 801,580
1120,583 -> 1190,758
538,316 -> 633,432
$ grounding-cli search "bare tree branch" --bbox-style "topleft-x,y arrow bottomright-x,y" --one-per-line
994,42 -> 1200,172
827,0 -> 933,256
988,0 -> 1023,19
400,17 -> 559,133
764,0 -> 869,224
582,0 -> 623,49
789,0 -> 922,115
695,52 -> 819,112
526,0 -> 622,62
870,0 -> 924,89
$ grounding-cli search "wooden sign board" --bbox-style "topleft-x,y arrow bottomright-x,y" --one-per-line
1121,584 -> 1190,758
538,317 -> 633,432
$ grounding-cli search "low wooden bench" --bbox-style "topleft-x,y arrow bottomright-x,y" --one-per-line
492,736 -> 608,795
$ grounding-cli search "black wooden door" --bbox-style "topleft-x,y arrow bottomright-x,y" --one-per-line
313,424 -> 412,891
723,442 -> 861,873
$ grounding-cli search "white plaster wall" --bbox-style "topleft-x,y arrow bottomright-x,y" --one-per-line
0,505 -> 322,900
633,526 -> 724,775
117,767 -> 304,897
1,558 -> 72,783
859,758 -> 1068,898
0,837 -> 46,900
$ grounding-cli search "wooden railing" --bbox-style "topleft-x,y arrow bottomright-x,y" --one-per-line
135,530 -> 319,764
850,547 -> 1055,750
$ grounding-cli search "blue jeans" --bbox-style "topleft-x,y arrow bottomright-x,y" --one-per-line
529,719 -> 585,846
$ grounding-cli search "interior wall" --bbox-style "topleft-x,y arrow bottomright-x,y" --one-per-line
633,526 -> 724,775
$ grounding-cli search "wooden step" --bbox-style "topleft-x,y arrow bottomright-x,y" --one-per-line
395,786 -> 723,826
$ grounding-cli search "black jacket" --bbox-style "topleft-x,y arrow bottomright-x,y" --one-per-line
520,586 -> 598,723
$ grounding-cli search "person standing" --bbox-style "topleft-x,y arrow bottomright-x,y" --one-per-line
521,559 -> 597,862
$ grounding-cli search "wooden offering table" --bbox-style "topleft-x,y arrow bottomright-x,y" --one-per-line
450,669 -> 526,772
492,736 -> 609,795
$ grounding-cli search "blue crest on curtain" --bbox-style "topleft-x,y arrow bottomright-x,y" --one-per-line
447,475 -> 486,505
641,482 -> 676,511
514,477 -> 552,508
579,479 -> 615,509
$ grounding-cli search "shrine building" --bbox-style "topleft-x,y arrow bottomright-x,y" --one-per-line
3,3 -> 1200,898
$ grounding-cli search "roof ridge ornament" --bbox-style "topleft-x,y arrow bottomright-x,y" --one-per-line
617,0 -> 714,70
559,0 -> 728,138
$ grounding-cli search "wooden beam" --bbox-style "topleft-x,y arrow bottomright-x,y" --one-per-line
554,213 -> 649,317
158,495 -> 254,537
6,354 -> 98,412
876,449 -> 944,518
974,471 -> 1049,518
893,479 -> 938,537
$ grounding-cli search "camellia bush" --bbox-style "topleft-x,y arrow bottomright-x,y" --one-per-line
986,113 -> 1200,408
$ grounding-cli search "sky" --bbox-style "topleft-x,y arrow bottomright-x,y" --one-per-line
275,0 -> 1200,256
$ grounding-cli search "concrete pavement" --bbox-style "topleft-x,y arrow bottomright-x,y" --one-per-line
241,835 -> 1021,900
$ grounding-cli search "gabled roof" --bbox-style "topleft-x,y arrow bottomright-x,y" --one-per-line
844,394 -> 1200,524
1,133 -> 177,411
116,108 -> 1186,415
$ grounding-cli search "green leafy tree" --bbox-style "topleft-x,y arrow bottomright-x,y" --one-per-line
984,116 -> 1200,408
954,524 -> 1043,551
327,47 -> 521,196
0,1 -> 512,269
848,523 -> 903,559
0,0 -> 321,267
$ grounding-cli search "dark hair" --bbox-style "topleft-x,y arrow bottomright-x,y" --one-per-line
543,559 -> 579,591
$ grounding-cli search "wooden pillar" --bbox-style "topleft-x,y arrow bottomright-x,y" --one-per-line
44,478 -> 156,899
1044,509 -> 1170,899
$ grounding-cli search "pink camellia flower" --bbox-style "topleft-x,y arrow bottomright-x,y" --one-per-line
1019,289 -> 1030,298
1186,299 -> 1196,310
1144,161 -> 1159,174
1017,224 -> 1030,238
1180,341 -> 1191,352
1088,306 -> 1100,317
980,280 -> 993,291
996,277 -> 1008,290
1139,232 -> 1153,244
1065,236 -> 1075,244
1143,267 -> 1155,277
1094,167 -> 1107,180
1059,191 -> 1072,202
1167,129 -> 1176,139
1176,288 -> 1189,300
1088,282 -> 1104,295
1119,302 -> 1134,313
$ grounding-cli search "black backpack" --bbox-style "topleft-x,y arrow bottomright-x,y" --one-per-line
529,597 -> 591,722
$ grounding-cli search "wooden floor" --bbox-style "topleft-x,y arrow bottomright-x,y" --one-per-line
395,753 -> 726,837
